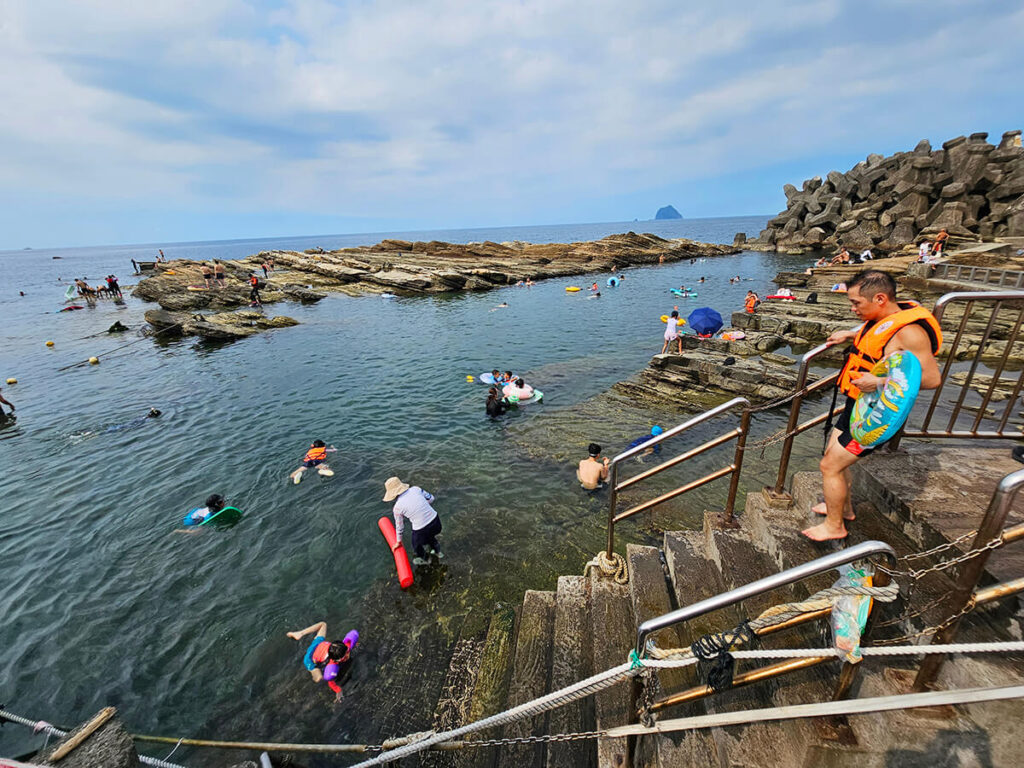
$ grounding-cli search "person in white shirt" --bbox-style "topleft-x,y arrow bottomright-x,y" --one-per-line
383,476 -> 444,565
859,249 -> 873,261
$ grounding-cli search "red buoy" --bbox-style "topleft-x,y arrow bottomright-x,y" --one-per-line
377,516 -> 414,589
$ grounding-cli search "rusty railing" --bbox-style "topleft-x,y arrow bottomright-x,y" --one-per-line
912,467 -> 1024,691
636,540 -> 898,713
604,397 -> 751,559
900,291 -> 1024,441
933,263 -> 1024,289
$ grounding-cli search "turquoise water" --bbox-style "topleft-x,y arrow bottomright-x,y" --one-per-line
0,216 -> 822,764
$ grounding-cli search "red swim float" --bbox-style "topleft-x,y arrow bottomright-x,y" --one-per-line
766,294 -> 797,300
377,516 -> 414,589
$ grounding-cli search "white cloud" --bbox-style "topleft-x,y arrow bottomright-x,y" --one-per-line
0,0 -> 1021,244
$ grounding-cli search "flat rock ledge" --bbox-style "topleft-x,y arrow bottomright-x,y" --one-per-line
144,308 -> 298,341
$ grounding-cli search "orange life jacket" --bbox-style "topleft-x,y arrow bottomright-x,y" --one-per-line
250,276 -> 259,287
744,295 -> 757,312
304,445 -> 327,463
837,302 -> 942,398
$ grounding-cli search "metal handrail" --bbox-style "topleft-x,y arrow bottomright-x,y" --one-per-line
605,397 -> 750,558
912,467 -> 1024,691
636,539 -> 898,655
935,263 -> 1024,289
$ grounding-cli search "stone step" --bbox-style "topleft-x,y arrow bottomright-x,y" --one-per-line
626,544 -> 718,768
702,514 -> 829,768
497,590 -> 556,768
424,632 -> 487,768
588,569 -> 635,768
461,605 -> 518,768
546,575 -> 595,768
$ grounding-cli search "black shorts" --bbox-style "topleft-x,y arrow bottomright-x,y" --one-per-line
835,396 -> 875,457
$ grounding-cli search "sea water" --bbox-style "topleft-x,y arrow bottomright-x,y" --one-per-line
0,216 -> 824,764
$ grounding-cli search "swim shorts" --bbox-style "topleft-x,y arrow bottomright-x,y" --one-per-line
303,459 -> 325,468
836,396 -> 875,457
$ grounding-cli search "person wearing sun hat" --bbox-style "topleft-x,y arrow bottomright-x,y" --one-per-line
383,476 -> 444,565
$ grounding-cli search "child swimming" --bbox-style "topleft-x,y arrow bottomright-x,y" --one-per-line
290,440 -> 337,484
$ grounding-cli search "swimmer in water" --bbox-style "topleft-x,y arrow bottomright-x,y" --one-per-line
490,302 -> 508,312
177,493 -> 227,530
101,407 -> 161,434
290,439 -> 337,484
287,621 -> 358,701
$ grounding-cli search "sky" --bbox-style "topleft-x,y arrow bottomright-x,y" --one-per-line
1,0 -> 1022,249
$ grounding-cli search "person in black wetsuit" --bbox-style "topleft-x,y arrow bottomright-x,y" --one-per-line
486,387 -> 510,417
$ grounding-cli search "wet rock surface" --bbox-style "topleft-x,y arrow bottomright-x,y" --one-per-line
740,130 -> 1024,254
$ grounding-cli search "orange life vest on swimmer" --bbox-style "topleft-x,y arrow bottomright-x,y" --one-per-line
744,295 -> 757,313
837,301 -> 942,398
304,445 -> 327,463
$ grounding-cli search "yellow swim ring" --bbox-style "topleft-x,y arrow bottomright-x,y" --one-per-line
660,315 -> 685,326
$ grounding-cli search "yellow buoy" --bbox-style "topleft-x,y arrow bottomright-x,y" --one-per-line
5,378 -> 16,385
565,286 -> 581,292
466,375 -> 475,382
46,340 -> 55,347
88,357 -> 100,365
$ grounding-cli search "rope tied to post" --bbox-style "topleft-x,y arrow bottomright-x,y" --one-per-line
584,550 -> 628,584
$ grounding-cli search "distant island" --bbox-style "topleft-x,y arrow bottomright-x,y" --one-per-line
655,205 -> 682,220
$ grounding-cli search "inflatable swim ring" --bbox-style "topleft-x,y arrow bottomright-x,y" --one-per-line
767,294 -> 797,300
720,331 -> 746,341
670,289 -> 698,297
480,372 -> 515,386
660,315 -> 686,326
565,286 -> 581,292
183,505 -> 243,527
607,277 -> 619,287
503,385 -> 543,404
849,351 -> 922,448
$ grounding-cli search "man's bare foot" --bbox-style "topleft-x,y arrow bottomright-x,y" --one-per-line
286,631 -> 301,640
801,522 -> 848,542
812,502 -> 855,521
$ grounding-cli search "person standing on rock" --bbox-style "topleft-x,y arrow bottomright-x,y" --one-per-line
213,261 -> 226,287
249,274 -> 262,306
384,477 -> 444,565
661,311 -> 683,354
932,229 -> 949,256
201,263 -> 214,288
802,270 -> 942,542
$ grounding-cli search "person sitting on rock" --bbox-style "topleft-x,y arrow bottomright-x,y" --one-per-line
917,241 -> 931,262
577,443 -> 610,490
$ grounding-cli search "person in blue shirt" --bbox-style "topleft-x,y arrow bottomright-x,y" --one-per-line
627,425 -> 664,457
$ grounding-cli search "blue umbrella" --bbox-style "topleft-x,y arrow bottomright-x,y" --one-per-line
687,307 -> 723,336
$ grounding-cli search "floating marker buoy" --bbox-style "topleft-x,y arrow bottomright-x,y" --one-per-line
466,375 -> 474,382
46,340 -> 55,347
88,357 -> 100,365
6,378 -> 16,384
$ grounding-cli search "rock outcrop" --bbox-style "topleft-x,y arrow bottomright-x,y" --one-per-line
654,205 -> 683,220
144,308 -> 298,341
741,130 -> 1024,254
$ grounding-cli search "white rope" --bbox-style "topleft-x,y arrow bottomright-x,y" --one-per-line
605,684 -> 1024,738
349,639 -> 1024,766
0,710 -> 187,768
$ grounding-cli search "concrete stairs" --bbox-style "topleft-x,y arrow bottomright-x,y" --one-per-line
418,463 -> 1022,768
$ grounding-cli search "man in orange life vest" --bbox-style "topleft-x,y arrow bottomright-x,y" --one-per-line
802,270 -> 942,542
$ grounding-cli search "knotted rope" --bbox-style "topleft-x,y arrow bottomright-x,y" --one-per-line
583,551 -> 629,584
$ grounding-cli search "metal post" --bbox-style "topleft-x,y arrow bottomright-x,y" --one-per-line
605,460 -> 620,559
771,351 -> 818,498
721,408 -> 751,528
912,469 -> 1024,691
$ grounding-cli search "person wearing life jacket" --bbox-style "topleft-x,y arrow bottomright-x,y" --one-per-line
287,620 -> 359,701
803,270 -> 942,543
248,273 -> 262,306
289,439 -> 336,484
744,291 -> 759,313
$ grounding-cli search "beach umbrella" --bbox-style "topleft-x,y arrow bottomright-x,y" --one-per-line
687,307 -> 723,336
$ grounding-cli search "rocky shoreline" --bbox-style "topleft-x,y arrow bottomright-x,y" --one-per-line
131,232 -> 738,340
736,130 -> 1024,255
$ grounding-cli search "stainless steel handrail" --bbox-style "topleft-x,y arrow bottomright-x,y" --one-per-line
605,397 -> 750,557
635,540 -> 898,655
913,467 -> 1024,690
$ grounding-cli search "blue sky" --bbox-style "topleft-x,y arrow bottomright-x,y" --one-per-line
1,0 -> 1022,249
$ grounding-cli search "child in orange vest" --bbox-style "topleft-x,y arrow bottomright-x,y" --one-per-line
290,440 -> 337,484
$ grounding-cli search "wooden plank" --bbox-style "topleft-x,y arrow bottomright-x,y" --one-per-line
49,707 -> 116,762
